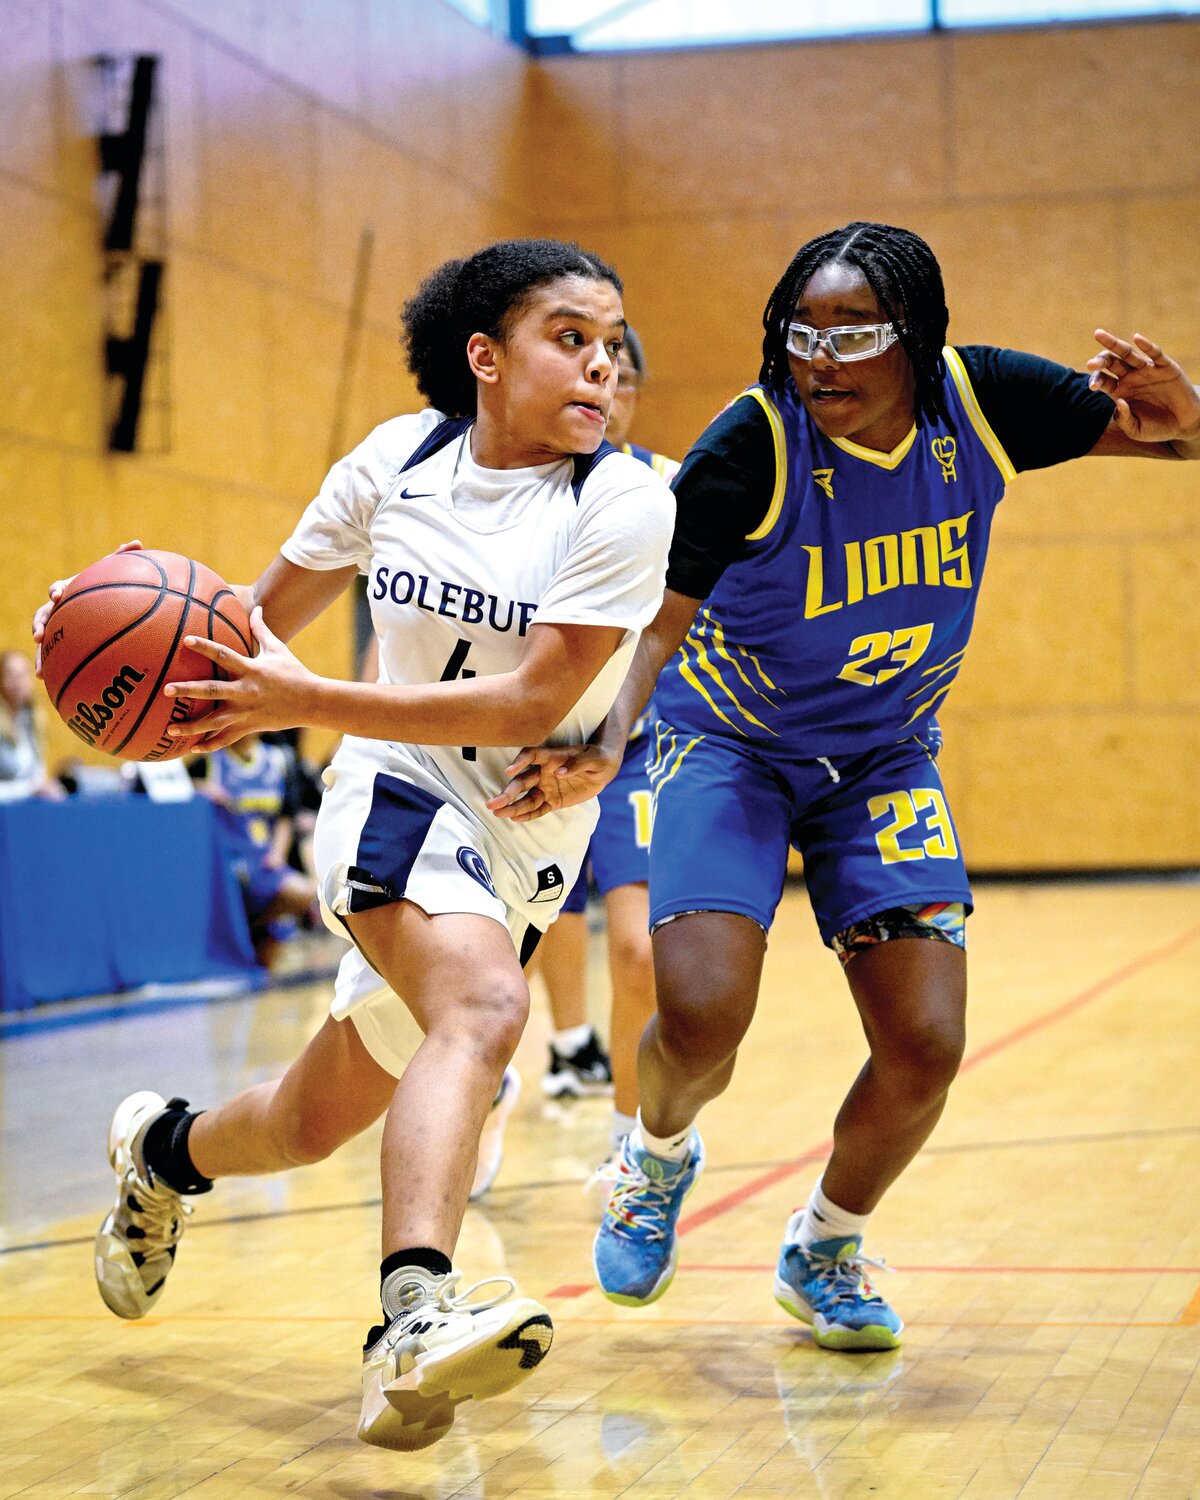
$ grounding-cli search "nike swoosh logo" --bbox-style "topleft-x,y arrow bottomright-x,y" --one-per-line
399,487 -> 435,499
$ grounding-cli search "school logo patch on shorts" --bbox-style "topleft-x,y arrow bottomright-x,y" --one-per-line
529,863 -> 565,904
456,846 -> 497,896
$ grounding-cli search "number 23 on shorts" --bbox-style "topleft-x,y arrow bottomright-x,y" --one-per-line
869,788 -> 958,864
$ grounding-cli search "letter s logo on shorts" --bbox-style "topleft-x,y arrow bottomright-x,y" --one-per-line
529,864 -> 565,905
456,846 -> 497,896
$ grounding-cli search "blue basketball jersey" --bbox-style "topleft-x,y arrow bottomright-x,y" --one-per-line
653,348 -> 1015,756
208,741 -> 289,852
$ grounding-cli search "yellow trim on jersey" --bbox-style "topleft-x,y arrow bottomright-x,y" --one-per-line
919,647 -> 966,679
830,423 -> 917,470
910,649 -> 966,698
701,611 -> 781,709
676,639 -> 746,738
902,681 -> 954,727
943,346 -> 1017,484
647,722 -> 673,779
733,640 -> 785,695
684,623 -> 779,736
651,734 -> 704,797
653,452 -> 678,481
741,389 -> 788,543
648,720 -> 675,780
621,442 -> 680,482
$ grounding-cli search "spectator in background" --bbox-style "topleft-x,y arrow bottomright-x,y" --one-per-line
260,728 -> 323,880
193,732 -> 317,967
0,649 -> 64,802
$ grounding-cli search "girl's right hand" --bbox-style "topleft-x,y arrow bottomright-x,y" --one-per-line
32,539 -> 143,676
487,742 -> 622,822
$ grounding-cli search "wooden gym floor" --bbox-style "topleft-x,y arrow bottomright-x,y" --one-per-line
1,876 -> 1198,1499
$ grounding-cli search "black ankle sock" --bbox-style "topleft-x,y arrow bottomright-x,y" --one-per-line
380,1247 -> 452,1288
140,1099 -> 213,1195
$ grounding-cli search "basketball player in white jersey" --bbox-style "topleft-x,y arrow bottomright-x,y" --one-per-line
36,240 -> 674,1452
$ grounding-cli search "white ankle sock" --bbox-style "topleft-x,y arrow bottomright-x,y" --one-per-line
787,1176 -> 871,1248
634,1111 -> 692,1162
553,1023 -> 592,1054
610,1109 -> 636,1149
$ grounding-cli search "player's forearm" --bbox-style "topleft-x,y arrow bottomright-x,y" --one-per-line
245,557 -> 359,643
294,672 -> 565,750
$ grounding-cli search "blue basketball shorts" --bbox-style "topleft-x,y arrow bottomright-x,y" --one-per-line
560,734 -> 653,915
647,724 -> 973,947
239,855 -> 291,922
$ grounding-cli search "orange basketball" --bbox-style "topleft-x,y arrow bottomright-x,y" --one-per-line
40,550 -> 252,762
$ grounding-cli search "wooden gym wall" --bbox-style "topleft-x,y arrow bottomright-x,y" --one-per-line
2,2 -> 1196,867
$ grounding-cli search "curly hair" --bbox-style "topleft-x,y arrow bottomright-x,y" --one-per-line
402,239 -> 623,418
759,222 -> 950,428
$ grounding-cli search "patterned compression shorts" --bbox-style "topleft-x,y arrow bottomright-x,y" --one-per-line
831,901 -> 967,968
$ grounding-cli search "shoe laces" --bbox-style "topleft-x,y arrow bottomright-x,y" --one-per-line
597,1152 -> 683,1242
120,1165 -> 191,1249
428,1270 -> 516,1316
374,1271 -> 518,1354
803,1244 -> 893,1304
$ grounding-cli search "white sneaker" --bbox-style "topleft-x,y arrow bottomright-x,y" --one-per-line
469,1066 -> 521,1201
541,1028 -> 613,1098
94,1091 -> 192,1319
357,1266 -> 553,1451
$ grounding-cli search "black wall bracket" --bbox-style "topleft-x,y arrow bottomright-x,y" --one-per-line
94,54 -> 169,454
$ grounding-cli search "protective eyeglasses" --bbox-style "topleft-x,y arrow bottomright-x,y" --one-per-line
786,321 -> 900,362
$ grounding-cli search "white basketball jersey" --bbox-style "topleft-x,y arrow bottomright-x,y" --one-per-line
281,411 -> 674,912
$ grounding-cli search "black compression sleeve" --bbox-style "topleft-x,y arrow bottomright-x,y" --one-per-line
665,397 -> 777,599
957,345 -> 1114,472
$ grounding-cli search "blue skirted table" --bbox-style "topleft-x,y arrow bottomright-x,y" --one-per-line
0,796 -> 257,1011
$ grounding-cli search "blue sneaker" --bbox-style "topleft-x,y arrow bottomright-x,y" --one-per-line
774,1232 -> 903,1351
592,1130 -> 705,1306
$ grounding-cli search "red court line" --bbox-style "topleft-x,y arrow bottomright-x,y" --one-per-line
549,1264 -> 1200,1298
675,922 -> 1200,1241
681,1263 -> 1200,1276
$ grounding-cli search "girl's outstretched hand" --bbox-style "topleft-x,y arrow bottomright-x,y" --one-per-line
1088,331 -> 1200,446
487,742 -> 620,822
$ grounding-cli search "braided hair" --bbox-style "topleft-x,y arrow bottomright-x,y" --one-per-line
759,222 -> 950,428
402,238 -> 622,418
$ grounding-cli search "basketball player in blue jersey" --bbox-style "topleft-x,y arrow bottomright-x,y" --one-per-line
198,734 -> 318,967
491,222 -> 1200,1351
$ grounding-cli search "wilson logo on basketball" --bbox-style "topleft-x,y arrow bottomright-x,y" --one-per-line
143,696 -> 196,762
65,664 -> 147,746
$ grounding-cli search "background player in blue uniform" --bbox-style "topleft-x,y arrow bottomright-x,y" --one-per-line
534,328 -> 675,1155
196,733 -> 318,967
492,222 -> 1200,1350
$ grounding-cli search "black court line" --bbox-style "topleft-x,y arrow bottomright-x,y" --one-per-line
4,1121 -> 1197,1261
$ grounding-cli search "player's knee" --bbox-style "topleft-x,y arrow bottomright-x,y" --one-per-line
609,930 -> 653,997
879,1018 -> 965,1100
273,1106 -> 352,1166
444,974 -> 530,1068
655,983 -> 755,1072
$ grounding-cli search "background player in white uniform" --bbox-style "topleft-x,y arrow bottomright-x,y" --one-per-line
39,240 -> 673,1453
532,329 -> 678,1155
